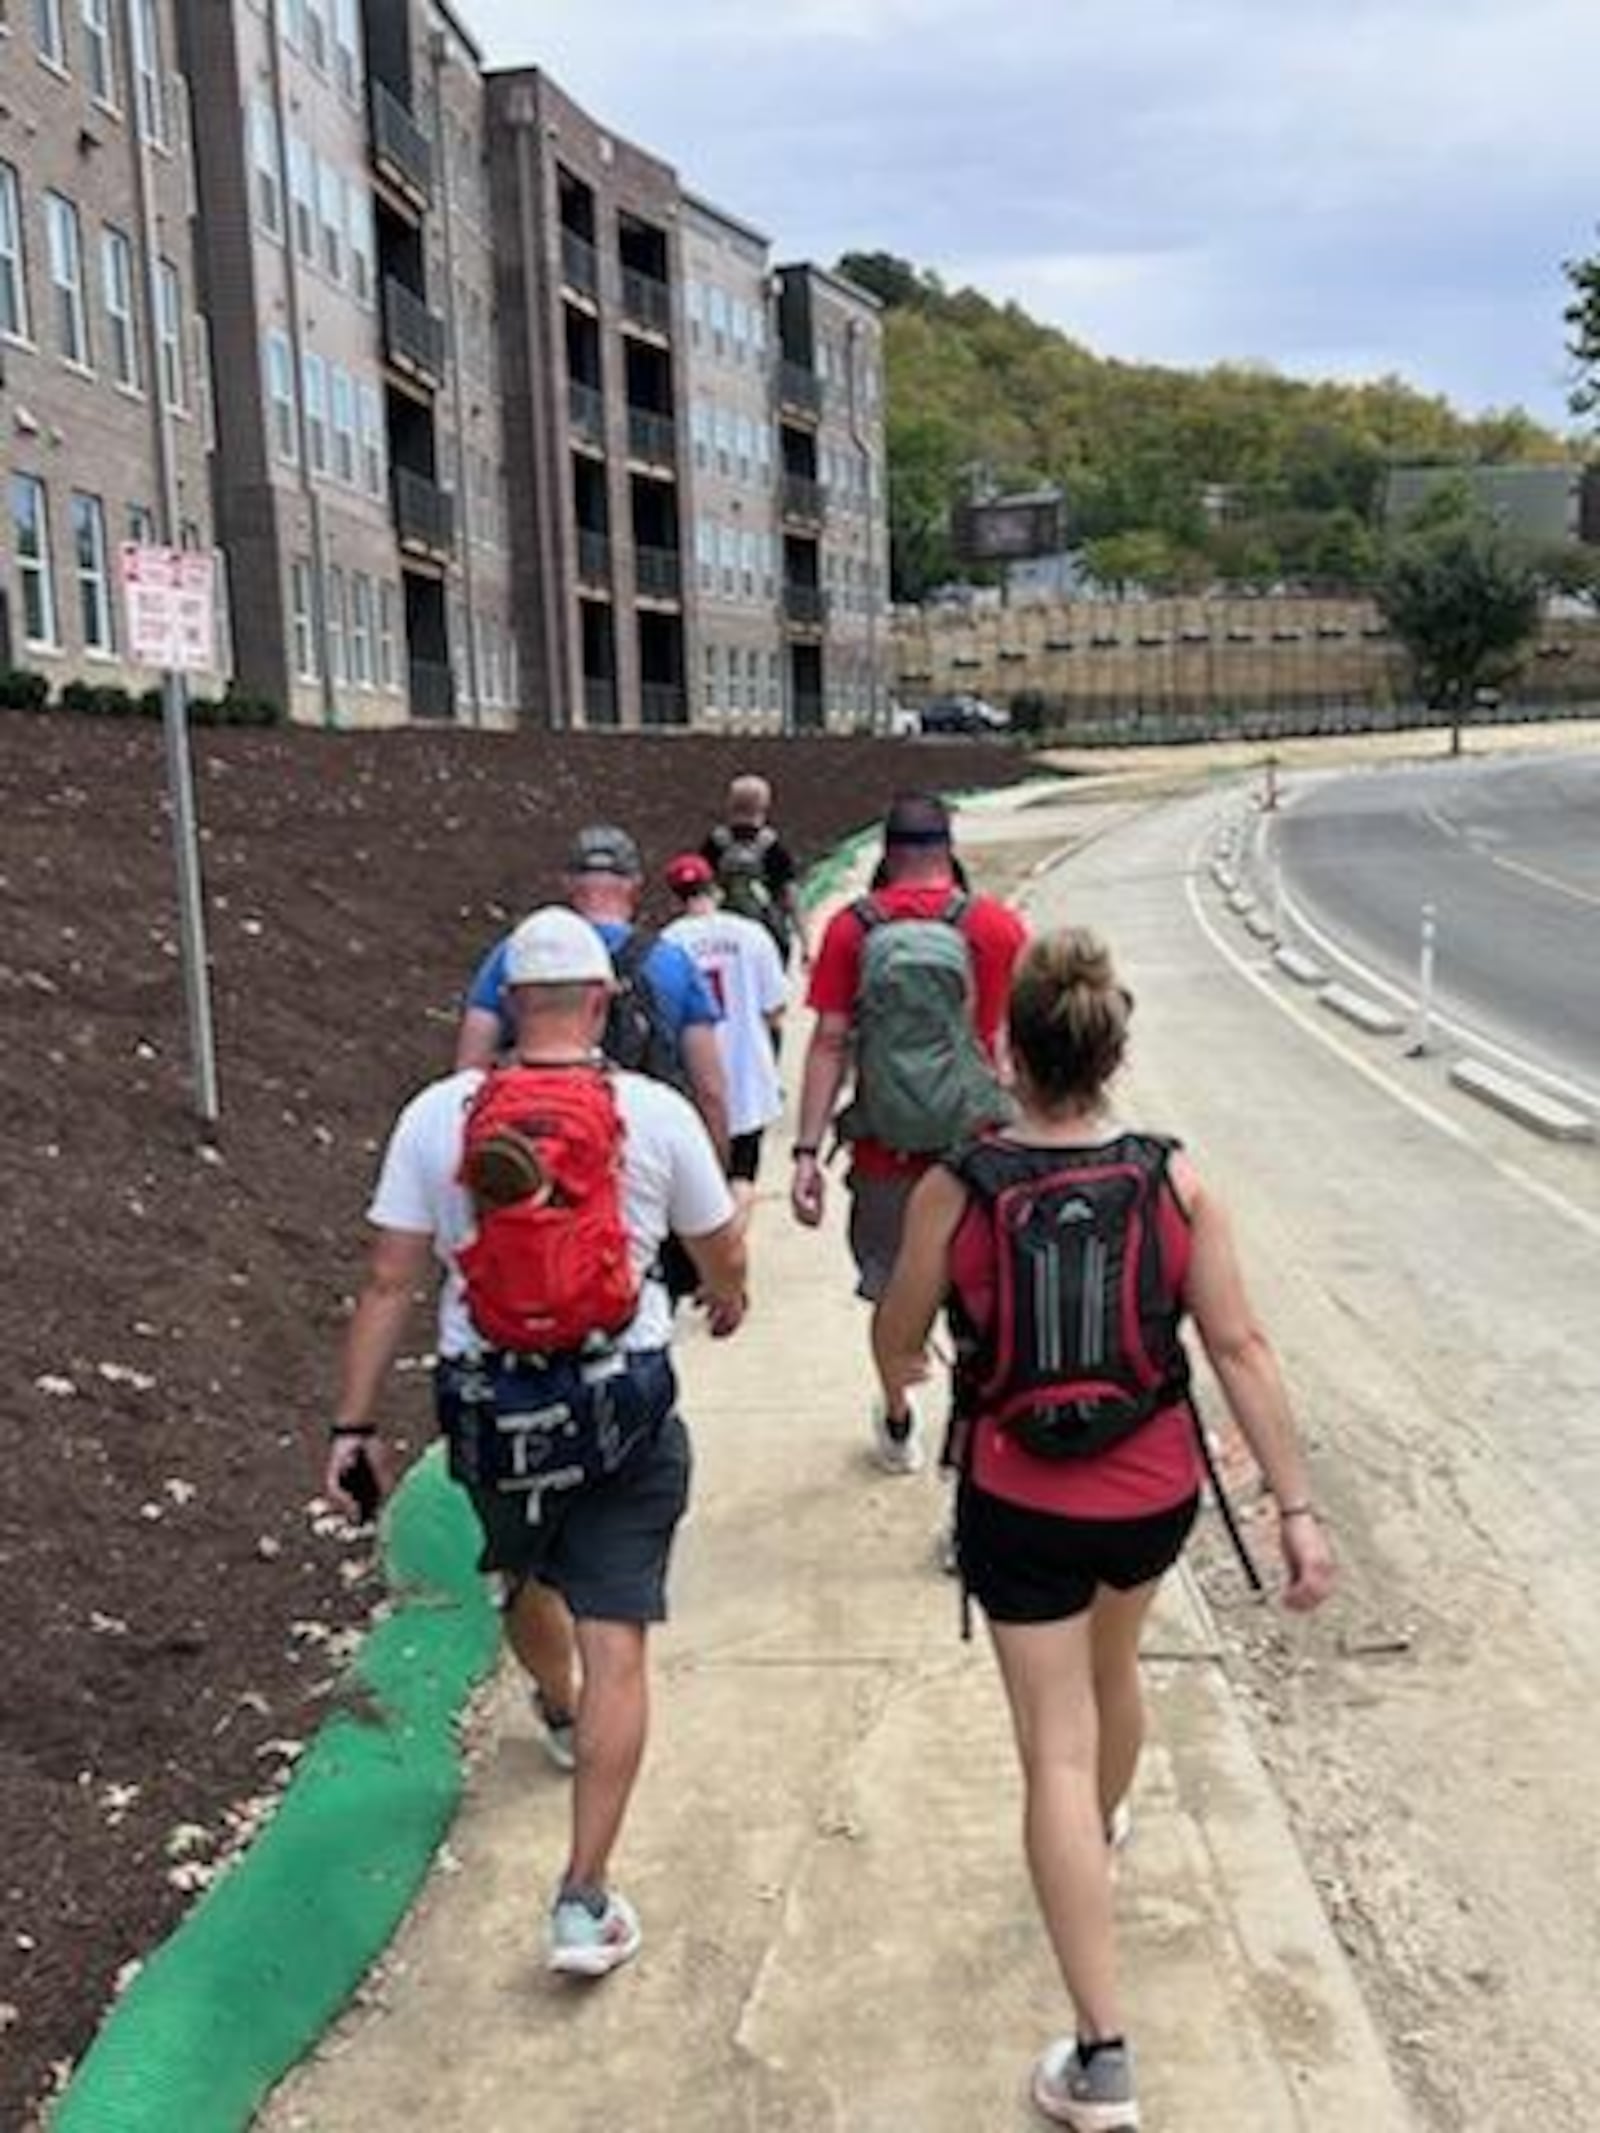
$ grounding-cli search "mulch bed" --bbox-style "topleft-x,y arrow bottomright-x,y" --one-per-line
0,717 -> 1034,2126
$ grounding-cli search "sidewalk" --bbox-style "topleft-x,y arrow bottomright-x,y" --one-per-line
261,811 -> 1414,2132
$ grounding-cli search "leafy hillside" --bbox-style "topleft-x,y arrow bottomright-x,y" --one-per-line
838,252 -> 1570,600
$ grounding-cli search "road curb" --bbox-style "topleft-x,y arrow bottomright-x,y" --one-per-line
1447,1058 -> 1595,1142
1274,946 -> 1328,987
1319,983 -> 1405,1037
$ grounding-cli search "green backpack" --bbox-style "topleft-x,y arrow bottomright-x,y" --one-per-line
839,893 -> 1011,1155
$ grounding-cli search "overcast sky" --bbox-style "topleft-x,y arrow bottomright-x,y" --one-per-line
468,0 -> 1596,429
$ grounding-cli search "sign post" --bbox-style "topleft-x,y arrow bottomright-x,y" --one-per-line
121,543 -> 220,1127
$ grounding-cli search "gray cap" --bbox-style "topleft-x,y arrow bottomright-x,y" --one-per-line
567,824 -> 643,879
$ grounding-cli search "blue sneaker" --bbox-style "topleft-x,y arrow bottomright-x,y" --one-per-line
547,1888 -> 642,1978
1032,2037 -> 1139,2129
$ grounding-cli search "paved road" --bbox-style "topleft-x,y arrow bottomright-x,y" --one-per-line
1274,751 -> 1600,1095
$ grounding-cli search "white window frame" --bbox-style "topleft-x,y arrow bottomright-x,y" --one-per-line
44,192 -> 90,369
100,225 -> 139,391
325,563 -> 346,684
0,163 -> 31,344
71,490 -> 115,654
333,0 -> 360,102
350,572 -> 373,686
155,259 -> 184,410
302,350 -> 328,474
330,367 -> 355,485
127,502 -> 156,546
359,383 -> 384,497
82,0 -> 117,105
265,330 -> 297,464
288,136 -> 315,265
317,159 -> 343,282
130,0 -> 167,147
252,99 -> 283,239
11,472 -> 59,650
304,0 -> 328,74
377,582 -> 397,690
290,559 -> 319,680
347,183 -> 373,306
33,0 -> 66,69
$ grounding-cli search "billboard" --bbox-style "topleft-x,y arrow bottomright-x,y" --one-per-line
952,490 -> 1066,565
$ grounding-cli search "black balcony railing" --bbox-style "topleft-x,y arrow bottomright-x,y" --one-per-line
641,682 -> 687,727
782,472 -> 823,523
583,677 -> 619,726
561,230 -> 599,298
568,379 -> 605,448
409,657 -> 454,722
783,581 -> 825,627
627,408 -> 676,466
791,690 -> 824,731
383,277 -> 446,387
780,361 -> 823,417
621,267 -> 672,333
576,529 -> 611,586
371,82 -> 433,208
635,545 -> 681,600
394,468 -> 454,557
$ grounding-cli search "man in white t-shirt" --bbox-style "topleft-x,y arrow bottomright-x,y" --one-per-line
325,908 -> 746,1981
662,852 -> 787,1200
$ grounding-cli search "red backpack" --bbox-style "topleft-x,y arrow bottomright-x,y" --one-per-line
948,1133 -> 1192,1459
456,1065 -> 637,1354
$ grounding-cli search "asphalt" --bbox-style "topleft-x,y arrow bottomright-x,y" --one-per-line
259,805 -> 1413,2133
1273,750 -> 1600,1098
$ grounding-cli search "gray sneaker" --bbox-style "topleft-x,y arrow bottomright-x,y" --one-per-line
1032,2037 -> 1139,2130
531,1687 -> 576,1774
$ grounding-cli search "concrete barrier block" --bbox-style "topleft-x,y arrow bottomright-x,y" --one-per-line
1274,947 -> 1328,987
1448,1059 -> 1595,1142
1319,983 -> 1404,1036
1245,912 -> 1277,941
1226,887 -> 1254,915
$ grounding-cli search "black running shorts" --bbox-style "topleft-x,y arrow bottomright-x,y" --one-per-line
957,1482 -> 1200,1624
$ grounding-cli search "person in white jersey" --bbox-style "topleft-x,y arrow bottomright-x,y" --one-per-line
662,852 -> 787,1208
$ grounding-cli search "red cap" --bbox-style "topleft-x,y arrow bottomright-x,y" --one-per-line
665,852 -> 715,895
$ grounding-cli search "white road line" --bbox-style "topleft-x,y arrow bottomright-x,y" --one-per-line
1179,826 -> 1600,1250
1484,847 -> 1600,910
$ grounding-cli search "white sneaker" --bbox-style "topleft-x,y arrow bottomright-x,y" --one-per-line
871,1396 -> 925,1475
531,1686 -> 576,1774
547,1887 -> 642,1978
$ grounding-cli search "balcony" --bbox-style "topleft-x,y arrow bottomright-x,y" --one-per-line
370,82 -> 434,211
626,408 -> 676,468
408,657 -> 454,722
383,278 -> 446,390
783,581 -> 826,629
781,473 -> 824,525
635,545 -> 681,601
779,361 -> 823,420
583,677 -> 618,726
561,230 -> 599,300
620,267 -> 672,335
641,682 -> 687,727
568,379 -> 605,450
576,529 -> 612,588
394,468 -> 454,560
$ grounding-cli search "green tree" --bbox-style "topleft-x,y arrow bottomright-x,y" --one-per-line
1375,509 -> 1541,750
1082,529 -> 1192,594
1563,235 -> 1600,417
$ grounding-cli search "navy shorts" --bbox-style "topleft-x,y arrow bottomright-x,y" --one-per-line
436,1353 -> 691,1623
958,1482 -> 1200,1624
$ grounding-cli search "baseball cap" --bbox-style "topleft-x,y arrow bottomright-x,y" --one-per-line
567,824 -> 643,879
503,907 -> 615,988
665,852 -> 715,895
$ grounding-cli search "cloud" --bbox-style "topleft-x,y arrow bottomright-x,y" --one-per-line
466,0 -> 1600,422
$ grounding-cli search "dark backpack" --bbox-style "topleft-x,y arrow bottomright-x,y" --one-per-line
603,929 -> 688,1091
948,1133 -> 1191,1459
709,824 -> 788,948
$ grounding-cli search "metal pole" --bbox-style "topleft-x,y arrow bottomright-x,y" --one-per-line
1411,901 -> 1438,1057
124,0 -> 218,1126
431,30 -> 481,725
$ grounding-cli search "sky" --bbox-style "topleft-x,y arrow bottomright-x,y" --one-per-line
464,0 -> 1599,430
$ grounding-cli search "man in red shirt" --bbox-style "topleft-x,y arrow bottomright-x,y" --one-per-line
791,792 -> 1028,1473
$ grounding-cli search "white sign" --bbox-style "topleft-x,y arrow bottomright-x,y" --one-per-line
120,544 -> 216,673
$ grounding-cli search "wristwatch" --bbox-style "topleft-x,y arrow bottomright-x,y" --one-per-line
791,1142 -> 820,1161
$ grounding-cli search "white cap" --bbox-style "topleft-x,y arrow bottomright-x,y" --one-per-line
503,907 -> 615,988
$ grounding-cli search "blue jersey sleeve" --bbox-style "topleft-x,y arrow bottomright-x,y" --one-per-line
646,939 -> 721,1030
465,938 -> 510,1021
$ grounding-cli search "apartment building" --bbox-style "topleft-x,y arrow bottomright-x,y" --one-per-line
486,67 -> 692,730
681,193 -> 783,733
776,262 -> 889,732
1,0 -> 223,687
179,0 -> 510,727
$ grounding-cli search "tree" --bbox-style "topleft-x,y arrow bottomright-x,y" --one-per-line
1563,236 -> 1600,418
1082,529 -> 1193,595
1375,509 -> 1540,750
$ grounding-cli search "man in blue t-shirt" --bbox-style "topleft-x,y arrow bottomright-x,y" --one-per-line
456,824 -> 729,1161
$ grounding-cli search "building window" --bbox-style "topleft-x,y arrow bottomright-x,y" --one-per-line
33,0 -> 66,68
714,406 -> 732,478
1,164 -> 32,343
687,279 -> 703,344
252,100 -> 282,238
347,184 -> 374,306
703,641 -> 718,710
302,351 -> 327,474
130,0 -> 167,146
691,399 -> 710,470
100,226 -> 139,390
727,647 -> 741,712
82,0 -> 116,103
280,0 -> 304,53
333,0 -> 360,101
288,136 -> 315,264
330,367 -> 355,484
695,517 -> 714,593
736,415 -> 752,483
378,582 -> 398,690
44,193 -> 90,368
290,559 -> 318,679
317,159 -> 343,282
304,0 -> 328,74
11,474 -> 58,649
358,383 -> 384,497
719,526 -> 737,598
71,491 -> 114,653
127,503 -> 156,546
741,530 -> 756,598
350,573 -> 373,685
325,564 -> 346,684
155,259 -> 183,409
766,649 -> 780,712
265,331 -> 297,463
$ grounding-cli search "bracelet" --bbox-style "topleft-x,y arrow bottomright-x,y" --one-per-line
329,1422 -> 376,1440
1277,1502 -> 1317,1522
792,1142 -> 820,1161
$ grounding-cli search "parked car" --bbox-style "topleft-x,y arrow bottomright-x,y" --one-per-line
919,692 -> 1011,736
886,697 -> 922,737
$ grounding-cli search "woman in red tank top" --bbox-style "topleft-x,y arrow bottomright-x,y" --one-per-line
873,927 -> 1335,2131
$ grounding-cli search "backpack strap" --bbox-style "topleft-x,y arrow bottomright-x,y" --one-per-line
940,890 -> 972,929
613,926 -> 655,985
851,894 -> 886,934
